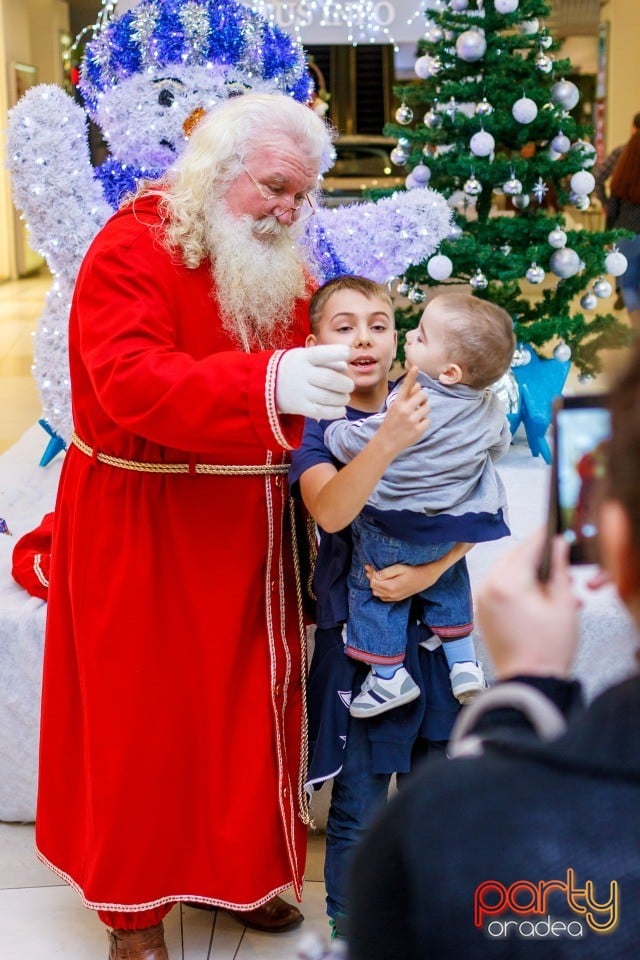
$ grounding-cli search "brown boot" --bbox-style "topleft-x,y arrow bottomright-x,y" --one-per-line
107,922 -> 169,960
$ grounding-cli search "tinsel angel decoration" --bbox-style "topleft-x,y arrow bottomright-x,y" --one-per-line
6,0 -> 451,458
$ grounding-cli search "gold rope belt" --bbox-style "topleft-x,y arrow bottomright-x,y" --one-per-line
71,433 -> 290,476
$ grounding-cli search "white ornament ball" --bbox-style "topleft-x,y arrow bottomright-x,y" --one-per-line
449,0 -> 469,10
548,228 -> 567,249
427,254 -> 454,281
551,79 -> 580,111
470,130 -> 495,157
580,292 -> 598,311
549,247 -> 581,278
425,24 -> 444,43
519,18 -> 539,34
570,170 -> 595,195
456,28 -> 487,62
405,173 -> 418,190
553,342 -> 572,362
551,133 -> 571,154
547,146 -> 562,162
415,55 -> 432,79
605,250 -> 629,277
494,0 -> 519,13
412,163 -> 431,184
512,97 -> 538,124
593,278 -> 613,299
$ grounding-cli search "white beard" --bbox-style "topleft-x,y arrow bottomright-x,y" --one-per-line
205,199 -> 309,351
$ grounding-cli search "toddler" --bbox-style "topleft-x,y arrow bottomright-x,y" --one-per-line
324,292 -> 515,715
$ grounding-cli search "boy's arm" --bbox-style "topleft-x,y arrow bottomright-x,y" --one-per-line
300,367 -> 429,533
365,542 -> 474,602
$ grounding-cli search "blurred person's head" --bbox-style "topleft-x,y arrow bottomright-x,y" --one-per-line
601,342 -> 640,622
610,130 -> 640,205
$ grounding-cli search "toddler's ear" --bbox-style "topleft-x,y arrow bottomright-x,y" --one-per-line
439,362 -> 463,385
305,333 -> 318,347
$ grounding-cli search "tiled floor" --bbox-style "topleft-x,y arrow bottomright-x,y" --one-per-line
0,822 -> 332,959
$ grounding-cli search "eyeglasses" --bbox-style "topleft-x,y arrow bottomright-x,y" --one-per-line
243,165 -> 316,224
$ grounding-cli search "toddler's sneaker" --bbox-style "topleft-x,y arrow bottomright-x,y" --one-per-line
349,667 -> 420,718
450,661 -> 486,704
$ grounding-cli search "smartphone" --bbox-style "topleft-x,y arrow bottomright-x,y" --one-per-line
538,393 -> 611,580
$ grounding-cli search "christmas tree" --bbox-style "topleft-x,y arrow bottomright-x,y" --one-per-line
385,0 -> 632,379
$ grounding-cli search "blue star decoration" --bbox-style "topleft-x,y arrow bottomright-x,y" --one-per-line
39,419 -> 67,467
508,351 -> 571,463
532,177 -> 548,203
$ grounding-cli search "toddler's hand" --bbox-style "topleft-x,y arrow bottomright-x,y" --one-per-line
379,366 -> 429,454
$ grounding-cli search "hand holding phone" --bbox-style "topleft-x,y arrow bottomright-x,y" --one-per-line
538,394 -> 611,582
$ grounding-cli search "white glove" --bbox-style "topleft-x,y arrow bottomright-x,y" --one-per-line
275,345 -> 354,420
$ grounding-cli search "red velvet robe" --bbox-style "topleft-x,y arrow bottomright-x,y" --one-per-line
36,195 -> 314,912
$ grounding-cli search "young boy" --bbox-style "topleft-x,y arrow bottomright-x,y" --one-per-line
289,275 -> 464,940
324,291 -> 515,715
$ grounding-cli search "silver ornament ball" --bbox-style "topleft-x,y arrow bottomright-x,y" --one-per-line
512,194 -> 530,210
549,247 -> 581,278
475,98 -> 494,117
526,263 -> 545,284
448,222 -> 464,239
503,177 -> 523,196
553,342 -> 572,362
395,103 -> 414,125
424,108 -> 442,129
470,270 -> 488,290
551,79 -> 580,111
464,175 -> 483,196
551,133 -> 571,154
580,292 -> 597,311
535,53 -> 554,73
390,148 -> 409,166
396,280 -> 411,297
571,139 -> 597,169
449,0 -> 469,10
490,371 -> 520,415
408,287 -> 426,304
519,18 -> 539,35
511,345 -> 532,367
593,278 -> 613,299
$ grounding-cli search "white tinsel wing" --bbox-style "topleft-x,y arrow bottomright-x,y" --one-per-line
308,188 -> 453,284
6,85 -> 113,281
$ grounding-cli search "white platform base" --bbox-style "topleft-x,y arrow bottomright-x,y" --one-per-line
1,426 -> 638,824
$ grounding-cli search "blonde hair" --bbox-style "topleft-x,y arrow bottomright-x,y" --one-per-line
138,93 -> 335,268
431,293 -> 515,390
309,275 -> 393,335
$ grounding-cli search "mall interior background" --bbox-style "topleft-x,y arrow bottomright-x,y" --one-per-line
1,0 -> 639,285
